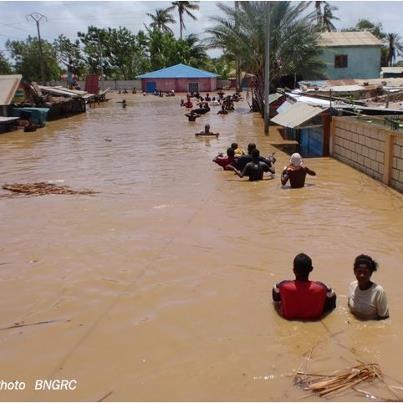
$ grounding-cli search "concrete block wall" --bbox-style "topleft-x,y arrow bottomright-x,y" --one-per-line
331,116 -> 403,193
332,117 -> 385,181
391,135 -> 403,192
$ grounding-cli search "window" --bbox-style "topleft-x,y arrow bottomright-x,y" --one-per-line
335,55 -> 348,68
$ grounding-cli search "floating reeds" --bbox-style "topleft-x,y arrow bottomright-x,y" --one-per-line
296,363 -> 382,397
2,182 -> 97,196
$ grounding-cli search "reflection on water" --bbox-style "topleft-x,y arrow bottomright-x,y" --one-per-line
0,93 -> 403,401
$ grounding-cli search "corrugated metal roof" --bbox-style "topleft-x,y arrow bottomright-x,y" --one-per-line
0,74 -> 22,105
276,100 -> 293,114
137,63 -> 218,79
268,93 -> 283,104
271,102 -> 327,128
318,31 -> 383,47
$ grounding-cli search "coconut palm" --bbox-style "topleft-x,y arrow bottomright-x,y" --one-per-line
314,1 -> 339,32
322,3 -> 339,31
386,33 -> 403,66
206,1 -> 325,114
146,9 -> 176,34
167,1 -> 199,40
315,1 -> 322,27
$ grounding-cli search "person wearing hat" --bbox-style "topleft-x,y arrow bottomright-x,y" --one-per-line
272,253 -> 336,320
281,153 -> 316,188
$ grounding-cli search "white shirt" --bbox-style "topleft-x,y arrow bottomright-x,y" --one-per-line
348,280 -> 389,320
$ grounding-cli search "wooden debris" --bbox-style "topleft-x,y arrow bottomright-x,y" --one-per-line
2,182 -> 97,196
296,363 -> 382,397
0,319 -> 71,331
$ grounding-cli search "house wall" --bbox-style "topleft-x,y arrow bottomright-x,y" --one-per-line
141,78 -> 216,93
331,116 -> 403,193
320,46 -> 381,79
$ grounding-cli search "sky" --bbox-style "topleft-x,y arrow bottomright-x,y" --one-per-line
1,1 -> 403,60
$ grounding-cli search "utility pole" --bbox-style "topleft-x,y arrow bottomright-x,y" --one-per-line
264,1 -> 271,134
26,12 -> 47,84
235,1 -> 241,93
98,32 -> 103,91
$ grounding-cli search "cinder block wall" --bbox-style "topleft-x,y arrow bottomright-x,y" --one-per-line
331,116 -> 403,193
392,135 -> 403,192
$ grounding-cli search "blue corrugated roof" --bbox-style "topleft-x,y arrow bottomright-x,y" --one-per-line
137,64 -> 218,79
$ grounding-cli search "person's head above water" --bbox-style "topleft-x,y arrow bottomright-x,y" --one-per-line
290,153 -> 303,167
293,253 -> 313,280
247,143 -> 257,154
231,143 -> 238,150
251,148 -> 260,162
205,124 -> 210,132
353,254 -> 378,288
227,147 -> 235,157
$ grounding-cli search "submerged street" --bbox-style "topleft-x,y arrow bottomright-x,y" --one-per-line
1,94 -> 403,401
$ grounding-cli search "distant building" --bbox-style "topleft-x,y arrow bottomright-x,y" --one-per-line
317,32 -> 383,80
137,63 -> 218,93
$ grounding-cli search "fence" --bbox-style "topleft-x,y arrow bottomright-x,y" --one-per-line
331,116 -> 403,193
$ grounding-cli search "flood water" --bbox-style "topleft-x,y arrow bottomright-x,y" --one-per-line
1,93 -> 403,401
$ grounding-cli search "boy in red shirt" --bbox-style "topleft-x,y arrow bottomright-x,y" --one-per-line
213,147 -> 236,170
272,253 -> 336,320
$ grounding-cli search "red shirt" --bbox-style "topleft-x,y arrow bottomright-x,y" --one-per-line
277,280 -> 327,320
213,155 -> 235,169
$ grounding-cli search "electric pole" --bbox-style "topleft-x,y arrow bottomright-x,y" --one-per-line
235,1 -> 241,92
264,1 -> 271,134
26,12 -> 47,84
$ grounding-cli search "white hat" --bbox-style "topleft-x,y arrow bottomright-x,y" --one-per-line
290,153 -> 303,167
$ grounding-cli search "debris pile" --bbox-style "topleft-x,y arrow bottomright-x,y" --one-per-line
2,182 -> 97,196
295,363 -> 382,397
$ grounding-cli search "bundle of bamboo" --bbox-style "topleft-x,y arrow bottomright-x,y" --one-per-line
2,182 -> 97,196
296,363 -> 382,397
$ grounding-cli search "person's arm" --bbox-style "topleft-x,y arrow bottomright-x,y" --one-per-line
272,283 -> 281,302
305,167 -> 316,176
317,282 -> 336,313
281,167 -> 289,185
376,288 -> 389,319
262,162 -> 275,175
324,289 -> 336,313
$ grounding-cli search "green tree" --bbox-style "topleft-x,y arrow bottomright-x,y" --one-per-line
146,8 -> 175,34
207,2 -> 324,113
53,34 -> 87,79
169,34 -> 208,67
386,33 -> 403,66
167,1 -> 199,40
0,52 -> 13,74
77,26 -> 109,76
204,55 -> 233,79
6,36 -> 61,81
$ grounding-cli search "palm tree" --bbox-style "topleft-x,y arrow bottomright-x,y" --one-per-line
322,3 -> 339,31
314,1 -> 339,32
206,2 -> 325,114
315,1 -> 322,27
146,9 -> 176,34
386,33 -> 403,66
167,1 -> 199,40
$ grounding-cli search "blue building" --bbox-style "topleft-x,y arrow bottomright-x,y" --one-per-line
318,32 -> 383,80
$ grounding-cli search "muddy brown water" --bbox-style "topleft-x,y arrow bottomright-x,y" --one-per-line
1,93 -> 403,401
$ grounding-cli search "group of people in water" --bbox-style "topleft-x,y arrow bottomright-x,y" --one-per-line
213,143 -> 316,187
181,91 -> 241,121
273,253 -> 389,321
